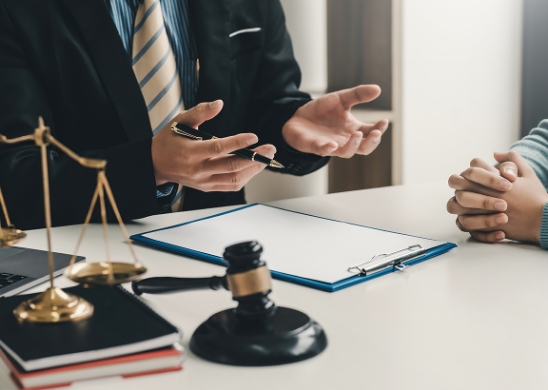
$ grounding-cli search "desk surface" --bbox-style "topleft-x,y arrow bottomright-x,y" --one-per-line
1,182 -> 547,390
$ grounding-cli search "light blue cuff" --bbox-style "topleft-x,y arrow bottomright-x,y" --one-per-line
156,183 -> 176,198
539,202 -> 548,250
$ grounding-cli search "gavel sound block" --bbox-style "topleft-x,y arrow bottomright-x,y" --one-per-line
132,241 -> 328,366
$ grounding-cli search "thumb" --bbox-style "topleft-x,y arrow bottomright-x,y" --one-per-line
495,151 -> 535,178
337,85 -> 381,110
175,100 -> 224,128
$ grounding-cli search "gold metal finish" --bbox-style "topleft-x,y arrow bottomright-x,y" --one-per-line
40,141 -> 55,288
65,262 -> 147,286
0,227 -> 26,248
64,170 -> 146,286
0,187 -> 13,227
0,116 -> 147,323
227,266 -> 272,298
171,122 -> 203,140
269,160 -> 284,169
251,152 -> 257,162
0,187 -> 26,247
13,287 -> 93,323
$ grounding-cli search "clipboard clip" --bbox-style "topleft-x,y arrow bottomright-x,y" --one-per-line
347,245 -> 425,276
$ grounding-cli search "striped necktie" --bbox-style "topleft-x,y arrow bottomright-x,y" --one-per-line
132,0 -> 184,133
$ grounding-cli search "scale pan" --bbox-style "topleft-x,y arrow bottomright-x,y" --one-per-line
0,227 -> 26,248
64,262 -> 147,286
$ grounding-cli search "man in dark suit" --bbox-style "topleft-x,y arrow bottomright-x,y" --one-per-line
0,0 -> 388,229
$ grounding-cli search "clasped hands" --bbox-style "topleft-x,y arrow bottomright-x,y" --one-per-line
447,151 -> 548,244
152,85 -> 388,191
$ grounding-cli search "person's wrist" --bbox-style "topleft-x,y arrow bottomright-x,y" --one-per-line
151,138 -> 168,186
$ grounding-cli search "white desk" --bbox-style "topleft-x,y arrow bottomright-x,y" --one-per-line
1,182 -> 547,390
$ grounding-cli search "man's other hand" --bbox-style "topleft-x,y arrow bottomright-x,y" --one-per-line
282,85 -> 389,158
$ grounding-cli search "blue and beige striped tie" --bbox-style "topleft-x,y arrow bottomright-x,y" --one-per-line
132,0 -> 184,134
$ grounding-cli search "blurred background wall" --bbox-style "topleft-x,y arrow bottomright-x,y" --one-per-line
247,0 -> 539,203
521,0 -> 548,137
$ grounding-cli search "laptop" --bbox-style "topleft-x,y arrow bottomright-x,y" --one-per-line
0,247 -> 84,297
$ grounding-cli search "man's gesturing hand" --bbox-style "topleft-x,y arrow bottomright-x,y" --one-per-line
152,100 -> 276,191
282,85 -> 389,158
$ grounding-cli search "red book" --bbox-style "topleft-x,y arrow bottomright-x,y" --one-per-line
0,346 -> 183,390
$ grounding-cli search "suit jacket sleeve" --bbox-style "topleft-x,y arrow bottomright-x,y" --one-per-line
244,0 -> 330,176
0,2 -> 160,230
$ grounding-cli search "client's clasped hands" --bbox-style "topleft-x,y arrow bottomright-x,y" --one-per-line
447,152 -> 548,244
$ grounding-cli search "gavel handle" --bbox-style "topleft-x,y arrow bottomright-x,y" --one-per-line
131,276 -> 228,296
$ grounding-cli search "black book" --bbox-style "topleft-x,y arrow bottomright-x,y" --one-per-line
0,286 -> 180,371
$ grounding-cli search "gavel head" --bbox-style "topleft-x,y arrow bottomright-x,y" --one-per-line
191,240 -> 328,366
223,241 -> 275,319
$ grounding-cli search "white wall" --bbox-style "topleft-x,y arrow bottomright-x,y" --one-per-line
246,0 -> 328,203
279,0 -> 327,94
398,0 -> 523,184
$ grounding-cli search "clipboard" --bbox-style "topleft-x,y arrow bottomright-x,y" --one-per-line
130,204 -> 456,292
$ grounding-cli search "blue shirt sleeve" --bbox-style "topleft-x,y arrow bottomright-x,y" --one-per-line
156,182 -> 176,198
510,119 -> 548,249
510,119 -> 548,190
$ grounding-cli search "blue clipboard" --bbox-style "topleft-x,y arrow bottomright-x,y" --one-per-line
131,204 -> 456,292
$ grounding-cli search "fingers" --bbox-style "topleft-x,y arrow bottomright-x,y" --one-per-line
329,122 -> 386,158
356,129 -> 382,155
337,85 -> 381,110
173,100 -> 224,128
470,231 -> 506,243
448,174 -> 506,199
336,132 -> 363,158
201,144 -> 276,191
200,144 -> 276,175
494,152 -> 519,181
460,166 -> 512,191
357,119 -> 389,137
469,158 -> 499,174
448,175 -> 487,193
195,133 -> 259,158
446,196 -> 498,216
457,213 -> 508,231
455,215 -> 506,243
496,161 -> 518,182
354,119 -> 388,155
454,190 -> 507,211
494,151 -> 535,178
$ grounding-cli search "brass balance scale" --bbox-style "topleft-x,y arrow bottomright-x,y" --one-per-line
0,117 -> 146,323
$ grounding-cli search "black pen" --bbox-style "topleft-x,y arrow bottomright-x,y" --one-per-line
170,122 -> 284,169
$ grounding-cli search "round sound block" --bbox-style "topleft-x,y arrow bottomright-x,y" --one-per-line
190,306 -> 327,366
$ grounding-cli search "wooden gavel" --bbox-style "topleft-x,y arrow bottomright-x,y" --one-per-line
131,240 -> 275,318
131,241 -> 327,366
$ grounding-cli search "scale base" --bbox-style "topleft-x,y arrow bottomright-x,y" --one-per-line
0,227 -> 26,248
190,306 -> 327,366
13,287 -> 94,323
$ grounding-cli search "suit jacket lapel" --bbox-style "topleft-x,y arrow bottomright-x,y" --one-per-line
61,0 -> 151,142
188,0 -> 231,136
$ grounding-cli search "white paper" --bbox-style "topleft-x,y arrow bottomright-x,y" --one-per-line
142,205 -> 446,284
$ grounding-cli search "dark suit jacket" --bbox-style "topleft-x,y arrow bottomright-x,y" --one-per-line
0,0 -> 328,229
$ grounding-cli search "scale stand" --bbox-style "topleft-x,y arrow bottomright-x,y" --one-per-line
0,117 -> 147,323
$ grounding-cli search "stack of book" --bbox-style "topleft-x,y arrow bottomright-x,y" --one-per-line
0,286 -> 183,389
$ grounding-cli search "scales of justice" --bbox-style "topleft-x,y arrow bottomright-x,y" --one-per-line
0,117 -> 146,323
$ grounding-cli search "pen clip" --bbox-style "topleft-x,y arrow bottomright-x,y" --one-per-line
171,122 -> 203,140
347,244 -> 424,276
